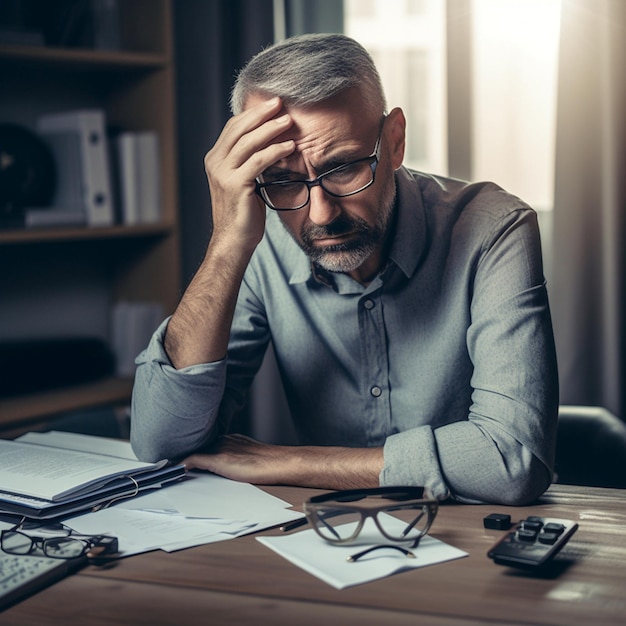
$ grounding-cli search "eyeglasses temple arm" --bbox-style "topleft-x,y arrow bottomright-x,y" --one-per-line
347,544 -> 416,562
400,509 -> 427,538
281,510 -> 344,541
317,513 -> 342,540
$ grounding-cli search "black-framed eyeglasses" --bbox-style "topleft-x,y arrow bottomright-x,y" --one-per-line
255,130 -> 383,211
281,486 -> 438,562
0,525 -> 118,560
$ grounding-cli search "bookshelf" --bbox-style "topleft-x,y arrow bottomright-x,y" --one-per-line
0,0 -> 180,434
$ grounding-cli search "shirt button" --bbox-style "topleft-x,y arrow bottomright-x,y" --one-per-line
363,299 -> 375,310
370,386 -> 382,397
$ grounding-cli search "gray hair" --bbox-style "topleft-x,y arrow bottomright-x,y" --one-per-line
230,33 -> 387,116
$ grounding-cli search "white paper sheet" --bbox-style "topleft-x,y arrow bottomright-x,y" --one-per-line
134,471 -> 294,519
257,514 -> 468,589
16,431 -> 139,461
63,471 -> 304,556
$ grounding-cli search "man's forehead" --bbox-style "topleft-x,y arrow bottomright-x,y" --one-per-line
244,90 -> 379,172
244,87 -> 374,122
268,124 -> 368,174
244,94 -> 329,125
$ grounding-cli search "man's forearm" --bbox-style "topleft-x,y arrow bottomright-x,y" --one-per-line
164,240 -> 251,369
183,434 -> 384,490
165,97 -> 296,370
286,445 -> 384,490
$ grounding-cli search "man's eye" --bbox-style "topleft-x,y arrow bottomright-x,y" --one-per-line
325,163 -> 359,182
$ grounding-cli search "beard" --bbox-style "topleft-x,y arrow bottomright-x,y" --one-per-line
289,175 -> 397,273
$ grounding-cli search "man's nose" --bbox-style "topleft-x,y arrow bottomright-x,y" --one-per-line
307,185 -> 341,226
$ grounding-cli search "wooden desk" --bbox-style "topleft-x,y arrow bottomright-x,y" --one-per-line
2,484 -> 625,625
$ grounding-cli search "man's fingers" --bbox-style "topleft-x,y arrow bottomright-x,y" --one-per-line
206,117 -> 294,186
227,114 -> 293,170
209,98 -> 288,167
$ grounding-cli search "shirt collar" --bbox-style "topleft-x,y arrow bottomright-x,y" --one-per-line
388,166 -> 427,278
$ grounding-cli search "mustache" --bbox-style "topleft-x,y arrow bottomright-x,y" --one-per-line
301,214 -> 370,243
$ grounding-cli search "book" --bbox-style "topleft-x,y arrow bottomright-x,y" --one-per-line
114,133 -> 141,225
115,131 -> 161,225
91,0 -> 122,51
0,431 -> 185,519
37,110 -> 115,227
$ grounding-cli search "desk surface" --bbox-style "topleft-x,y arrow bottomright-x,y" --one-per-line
2,484 -> 625,625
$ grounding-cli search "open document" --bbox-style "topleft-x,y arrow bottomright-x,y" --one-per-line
0,431 -> 185,519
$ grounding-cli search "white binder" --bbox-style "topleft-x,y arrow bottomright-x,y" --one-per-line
37,109 -> 114,227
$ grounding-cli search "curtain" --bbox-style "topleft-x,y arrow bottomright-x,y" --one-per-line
551,0 -> 626,418
174,0 -> 275,434
174,0 -> 275,285
281,0 -> 344,36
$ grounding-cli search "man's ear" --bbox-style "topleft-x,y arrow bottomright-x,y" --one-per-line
386,107 -> 406,170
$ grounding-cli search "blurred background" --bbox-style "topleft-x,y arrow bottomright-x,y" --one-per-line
0,1 -> 624,472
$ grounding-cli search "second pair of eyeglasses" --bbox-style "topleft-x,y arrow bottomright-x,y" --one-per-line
281,486 -> 438,562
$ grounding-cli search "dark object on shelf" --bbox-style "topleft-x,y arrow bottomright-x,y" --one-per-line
2,0 -> 121,50
0,123 -> 56,226
0,337 -> 115,398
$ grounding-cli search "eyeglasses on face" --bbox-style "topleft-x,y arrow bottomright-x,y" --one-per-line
255,130 -> 383,211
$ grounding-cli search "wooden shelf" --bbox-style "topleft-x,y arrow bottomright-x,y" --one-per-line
0,223 -> 173,245
0,43 -> 168,70
0,377 -> 134,428
1,0 -> 179,431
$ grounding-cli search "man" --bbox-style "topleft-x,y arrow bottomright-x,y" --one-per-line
131,33 -> 559,505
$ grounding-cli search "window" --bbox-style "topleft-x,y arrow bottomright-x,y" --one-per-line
344,0 -> 447,174
471,0 -> 561,211
344,0 -> 562,212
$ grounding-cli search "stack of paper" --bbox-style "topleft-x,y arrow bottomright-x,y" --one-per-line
64,472 -> 304,556
0,431 -> 184,520
0,431 -> 301,557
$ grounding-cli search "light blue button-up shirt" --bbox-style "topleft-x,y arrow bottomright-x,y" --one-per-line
131,168 -> 558,504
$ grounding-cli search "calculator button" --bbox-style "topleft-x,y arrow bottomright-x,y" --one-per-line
538,532 -> 560,545
521,520 -> 543,532
543,523 -> 565,535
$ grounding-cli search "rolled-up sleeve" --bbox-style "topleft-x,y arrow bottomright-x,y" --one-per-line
130,317 -> 227,462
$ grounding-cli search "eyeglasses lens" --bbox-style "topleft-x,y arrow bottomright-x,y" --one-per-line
377,503 -> 432,541
43,537 -> 87,558
261,182 -> 309,211
2,531 -> 33,555
310,508 -> 363,541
